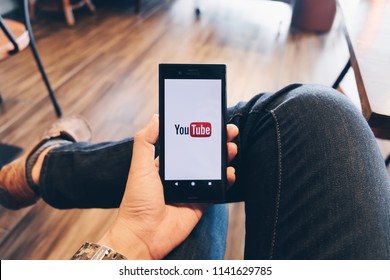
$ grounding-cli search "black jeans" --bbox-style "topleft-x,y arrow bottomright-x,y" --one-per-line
39,84 -> 390,259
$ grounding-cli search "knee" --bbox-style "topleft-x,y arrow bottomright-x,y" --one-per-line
257,84 -> 379,166
274,84 -> 368,134
286,84 -> 357,116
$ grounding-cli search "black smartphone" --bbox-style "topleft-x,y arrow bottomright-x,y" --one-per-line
159,64 -> 227,203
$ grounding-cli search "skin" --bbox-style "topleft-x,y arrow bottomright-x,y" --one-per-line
99,115 -> 239,259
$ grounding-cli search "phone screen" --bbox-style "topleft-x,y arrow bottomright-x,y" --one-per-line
159,64 -> 226,202
165,78 -> 222,180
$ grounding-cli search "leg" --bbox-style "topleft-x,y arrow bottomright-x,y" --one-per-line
62,0 -> 76,26
39,138 -> 133,208
165,204 -> 228,260
84,0 -> 96,13
0,117 -> 91,209
28,0 -> 35,20
227,84 -> 390,259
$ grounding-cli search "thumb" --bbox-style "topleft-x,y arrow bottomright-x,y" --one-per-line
131,115 -> 159,171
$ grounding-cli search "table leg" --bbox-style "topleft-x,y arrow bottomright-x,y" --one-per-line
332,59 -> 351,89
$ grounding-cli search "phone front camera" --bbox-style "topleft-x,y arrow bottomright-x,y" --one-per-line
178,71 -> 182,75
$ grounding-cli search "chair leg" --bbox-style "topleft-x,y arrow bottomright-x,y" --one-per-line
62,0 -> 76,26
84,0 -> 96,13
28,0 -> 35,20
23,0 -> 62,118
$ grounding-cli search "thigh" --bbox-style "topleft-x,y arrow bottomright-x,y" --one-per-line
226,84 -> 390,259
165,204 -> 229,260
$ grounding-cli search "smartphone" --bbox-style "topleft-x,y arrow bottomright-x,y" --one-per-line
159,64 -> 227,203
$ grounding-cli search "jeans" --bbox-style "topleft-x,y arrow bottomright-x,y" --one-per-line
39,84 -> 390,259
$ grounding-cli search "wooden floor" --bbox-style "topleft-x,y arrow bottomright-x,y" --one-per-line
0,0 -> 389,259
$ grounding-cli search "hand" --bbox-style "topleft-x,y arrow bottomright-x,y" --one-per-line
99,115 -> 239,259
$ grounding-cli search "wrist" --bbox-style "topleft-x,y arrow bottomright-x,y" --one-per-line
99,219 -> 153,260
71,242 -> 127,260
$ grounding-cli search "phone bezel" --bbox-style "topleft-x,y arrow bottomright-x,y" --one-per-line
159,64 -> 227,203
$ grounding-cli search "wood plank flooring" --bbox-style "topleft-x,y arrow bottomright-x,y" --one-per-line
0,0 -> 389,259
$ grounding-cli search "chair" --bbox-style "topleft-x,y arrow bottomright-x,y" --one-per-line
0,0 -> 62,117
31,0 -> 96,26
31,1 -> 142,26
1,0 -> 62,166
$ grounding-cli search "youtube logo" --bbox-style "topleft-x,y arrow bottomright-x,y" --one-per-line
174,122 -> 212,137
190,122 -> 211,137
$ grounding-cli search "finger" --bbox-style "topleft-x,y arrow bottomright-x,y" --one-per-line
136,114 -> 159,144
227,142 -> 238,163
227,166 -> 236,187
131,115 -> 159,170
227,124 -> 239,142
